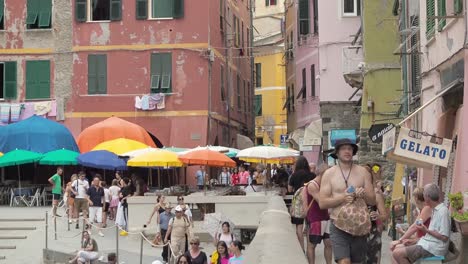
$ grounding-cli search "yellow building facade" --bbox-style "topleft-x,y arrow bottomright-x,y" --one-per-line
254,51 -> 287,145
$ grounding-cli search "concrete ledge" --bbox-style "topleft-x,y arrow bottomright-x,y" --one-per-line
43,249 -> 106,264
243,196 -> 308,264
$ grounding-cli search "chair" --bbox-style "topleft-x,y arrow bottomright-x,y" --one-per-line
28,188 -> 41,207
41,187 -> 53,206
9,188 -> 32,207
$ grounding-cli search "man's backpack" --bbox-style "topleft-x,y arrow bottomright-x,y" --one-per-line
290,183 -> 313,219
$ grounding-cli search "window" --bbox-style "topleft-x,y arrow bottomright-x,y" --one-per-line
438,0 -> 446,31
0,62 -> 17,100
311,64 -> 316,97
298,0 -> 310,35
454,0 -> 463,14
255,63 -> 262,87
342,0 -> 361,17
254,95 -> 262,116
0,0 -> 4,30
27,0 -> 52,29
233,16 -> 240,47
297,68 -> 306,99
410,17 -> 421,95
26,60 -> 50,99
313,0 -> 318,34
243,80 -> 247,113
75,0 -> 122,22
237,75 -> 241,109
426,0 -> 436,39
150,53 -> 172,93
265,0 -> 277,7
88,54 -> 107,94
221,65 -> 226,101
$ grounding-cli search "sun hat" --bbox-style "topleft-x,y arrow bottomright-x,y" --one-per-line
330,138 -> 358,159
175,205 -> 183,212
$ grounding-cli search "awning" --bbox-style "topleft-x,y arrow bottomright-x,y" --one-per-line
303,119 -> 322,146
237,134 -> 254,150
398,78 -> 463,126
289,128 -> 305,147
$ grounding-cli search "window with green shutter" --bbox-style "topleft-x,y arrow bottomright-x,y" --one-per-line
136,0 -> 148,20
0,0 -> 4,30
75,0 -> 87,22
150,53 -> 172,93
76,0 -> 121,22
426,0 -> 435,39
2,62 -> 17,100
151,0 -> 183,19
26,60 -> 50,99
437,0 -> 446,31
220,65 -> 225,101
298,0 -> 310,35
255,63 -> 261,87
27,0 -> 52,29
254,95 -> 262,116
454,0 -> 463,14
88,55 -> 107,94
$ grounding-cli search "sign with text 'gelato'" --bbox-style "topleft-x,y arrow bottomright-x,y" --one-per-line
394,127 -> 452,168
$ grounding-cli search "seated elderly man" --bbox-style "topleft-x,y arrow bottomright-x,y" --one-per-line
392,183 -> 451,264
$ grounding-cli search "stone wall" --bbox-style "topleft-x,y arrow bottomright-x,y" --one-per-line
358,129 -> 396,181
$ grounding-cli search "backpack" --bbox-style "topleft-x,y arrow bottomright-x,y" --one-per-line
290,183 -> 313,219
218,232 -> 234,242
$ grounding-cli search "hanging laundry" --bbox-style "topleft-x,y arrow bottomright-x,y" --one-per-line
148,93 -> 163,110
157,94 -> 165,109
20,103 -> 35,120
0,104 -> 10,123
10,104 -> 23,122
135,96 -> 142,109
141,95 -> 150,110
48,101 -> 57,117
34,101 -> 52,115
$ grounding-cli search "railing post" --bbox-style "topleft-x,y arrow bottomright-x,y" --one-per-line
116,225 -> 119,261
139,234 -> 144,264
45,211 -> 48,250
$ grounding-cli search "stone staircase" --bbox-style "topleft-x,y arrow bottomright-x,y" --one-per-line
0,217 -> 44,262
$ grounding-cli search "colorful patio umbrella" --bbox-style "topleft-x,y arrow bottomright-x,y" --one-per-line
179,149 -> 236,167
121,147 -> 160,158
92,138 -> 149,155
0,149 -> 44,189
39,149 -> 80,165
77,116 -> 156,153
0,115 -> 79,153
163,147 -> 189,153
225,148 -> 240,158
127,150 -> 183,167
178,146 -> 229,155
236,145 -> 299,164
77,150 -> 127,170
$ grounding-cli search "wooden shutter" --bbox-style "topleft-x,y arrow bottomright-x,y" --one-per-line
298,0 -> 310,35
4,62 -> 17,100
311,64 -> 316,97
136,0 -> 148,20
301,68 -> 306,99
454,0 -> 463,14
76,0 -> 87,22
96,55 -> 107,94
0,0 -> 4,25
426,0 -> 435,39
26,0 -> 39,25
38,0 -> 52,28
26,61 -> 50,99
173,0 -> 184,18
255,95 -> 262,116
150,53 -> 161,93
110,0 -> 122,21
255,63 -> 261,87
88,55 -> 97,94
437,0 -> 446,31
160,53 -> 172,92
220,65 -> 225,101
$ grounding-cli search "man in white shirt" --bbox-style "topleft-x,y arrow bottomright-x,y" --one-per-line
392,183 -> 450,263
71,171 -> 90,229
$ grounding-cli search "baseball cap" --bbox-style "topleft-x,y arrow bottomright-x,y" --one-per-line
175,205 -> 183,212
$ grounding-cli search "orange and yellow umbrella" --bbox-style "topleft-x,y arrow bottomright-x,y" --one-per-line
127,150 -> 183,167
179,149 -> 236,167
92,138 -> 148,155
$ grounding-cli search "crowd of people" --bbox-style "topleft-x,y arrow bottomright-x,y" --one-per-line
287,138 -> 452,264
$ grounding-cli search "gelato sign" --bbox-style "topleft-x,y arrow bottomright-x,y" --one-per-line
394,127 -> 452,167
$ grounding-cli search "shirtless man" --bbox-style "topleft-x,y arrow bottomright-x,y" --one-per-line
319,138 -> 375,264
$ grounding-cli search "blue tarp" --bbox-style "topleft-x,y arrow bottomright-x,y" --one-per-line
0,115 -> 79,153
77,150 -> 127,170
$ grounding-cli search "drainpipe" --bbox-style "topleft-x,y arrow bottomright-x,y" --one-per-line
250,0 -> 255,140
401,0 -> 409,116
224,0 -> 231,147
207,0 -> 213,145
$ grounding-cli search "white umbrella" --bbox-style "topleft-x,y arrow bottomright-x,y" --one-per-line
120,147 -> 161,158
203,212 -> 235,238
236,146 -> 299,163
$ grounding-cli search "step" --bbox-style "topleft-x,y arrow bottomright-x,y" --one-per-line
0,256 -> 5,260
0,236 -> 27,239
0,227 -> 36,230
0,246 -> 16,249
0,218 -> 44,222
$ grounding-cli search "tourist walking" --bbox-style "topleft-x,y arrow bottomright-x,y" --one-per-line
210,241 -> 231,264
185,236 -> 208,264
304,164 -> 332,264
65,174 -> 78,223
392,184 -> 451,263
159,203 -> 174,262
48,167 -> 63,217
230,168 -> 240,185
214,222 -> 235,246
177,195 -> 193,223
365,164 -> 388,264
319,138 -> 376,264
238,166 -> 249,185
108,179 -> 121,221
72,171 -> 89,229
288,156 -> 315,251
101,181 -> 111,228
196,166 -> 207,190
116,177 -> 133,234
228,241 -> 245,264
87,176 -> 104,237
68,231 -> 99,264
147,195 -> 167,244
164,205 -> 192,257
219,167 -> 230,186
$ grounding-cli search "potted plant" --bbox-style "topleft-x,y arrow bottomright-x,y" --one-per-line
448,192 -> 468,235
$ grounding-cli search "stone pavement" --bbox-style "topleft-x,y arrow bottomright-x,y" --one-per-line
0,206 -> 398,264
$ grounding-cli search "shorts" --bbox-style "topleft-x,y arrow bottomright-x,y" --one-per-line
75,198 -> 89,213
309,220 -> 331,244
89,206 -> 103,223
291,217 -> 304,225
67,197 -> 75,207
103,202 -> 110,213
405,245 -> 433,263
330,222 -> 367,263
198,185 -> 203,190
52,193 -> 62,201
